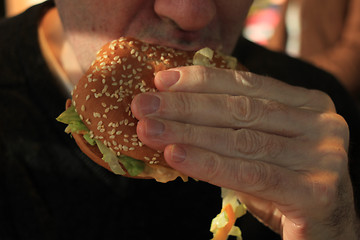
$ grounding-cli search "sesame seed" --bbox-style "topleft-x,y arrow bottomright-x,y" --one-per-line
102,85 -> 108,94
93,112 -> 101,118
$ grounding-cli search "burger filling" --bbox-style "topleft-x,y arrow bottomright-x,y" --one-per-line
57,104 -> 188,182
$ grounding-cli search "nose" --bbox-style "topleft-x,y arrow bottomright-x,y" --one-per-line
154,0 -> 217,31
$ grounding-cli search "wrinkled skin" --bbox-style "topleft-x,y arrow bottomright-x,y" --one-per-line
131,67 -> 359,239
53,0 -> 360,239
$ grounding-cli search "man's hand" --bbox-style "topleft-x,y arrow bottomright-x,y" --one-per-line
131,66 -> 359,240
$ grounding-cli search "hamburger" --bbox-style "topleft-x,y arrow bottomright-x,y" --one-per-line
57,37 -> 245,183
57,37 -> 247,239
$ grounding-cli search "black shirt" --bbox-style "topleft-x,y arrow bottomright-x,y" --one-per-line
1,1 -> 359,240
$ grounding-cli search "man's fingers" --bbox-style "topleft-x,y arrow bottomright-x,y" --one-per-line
164,144 -> 346,227
132,92 -> 327,137
136,117 -> 307,168
154,66 -> 336,112
164,144 -> 307,208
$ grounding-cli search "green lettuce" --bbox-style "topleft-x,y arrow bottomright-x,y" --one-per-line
56,104 -> 145,176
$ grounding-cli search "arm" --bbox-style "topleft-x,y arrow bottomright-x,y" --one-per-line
131,66 -> 360,239
305,0 -> 360,95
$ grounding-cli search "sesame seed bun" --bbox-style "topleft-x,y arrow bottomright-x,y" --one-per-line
70,37 -> 245,182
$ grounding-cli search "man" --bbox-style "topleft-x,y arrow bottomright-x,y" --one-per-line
0,0 -> 359,239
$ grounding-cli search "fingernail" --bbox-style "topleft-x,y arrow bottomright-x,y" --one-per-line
171,145 -> 186,163
145,118 -> 165,137
156,70 -> 180,88
137,94 -> 160,116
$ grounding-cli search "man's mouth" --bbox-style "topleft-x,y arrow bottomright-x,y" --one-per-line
130,28 -> 222,52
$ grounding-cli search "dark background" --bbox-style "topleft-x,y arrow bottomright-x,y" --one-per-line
0,0 -> 4,18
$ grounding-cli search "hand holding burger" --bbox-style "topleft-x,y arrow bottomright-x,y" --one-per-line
57,37 -> 244,183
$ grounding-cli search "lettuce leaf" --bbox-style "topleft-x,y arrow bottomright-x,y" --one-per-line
118,155 -> 145,177
56,104 -> 145,176
210,188 -> 246,240
56,105 -> 90,136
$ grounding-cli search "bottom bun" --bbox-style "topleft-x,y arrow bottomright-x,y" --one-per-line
67,98 -> 187,182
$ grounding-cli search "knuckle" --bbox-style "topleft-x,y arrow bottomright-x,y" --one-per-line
310,174 -> 340,210
320,147 -> 349,172
225,95 -> 286,127
232,129 -> 261,156
320,112 -> 349,146
230,129 -> 283,159
328,113 -> 349,136
308,89 -> 336,112
311,172 -> 355,229
262,134 -> 285,160
226,95 -> 256,124
234,160 -> 281,193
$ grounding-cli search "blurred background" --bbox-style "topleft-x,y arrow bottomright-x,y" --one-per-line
244,0 -> 286,46
1,0 -> 45,17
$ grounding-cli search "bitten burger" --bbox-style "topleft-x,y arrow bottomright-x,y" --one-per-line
57,37 -> 243,183
57,37 -> 247,240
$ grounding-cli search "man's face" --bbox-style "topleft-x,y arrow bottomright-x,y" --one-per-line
55,0 -> 253,71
